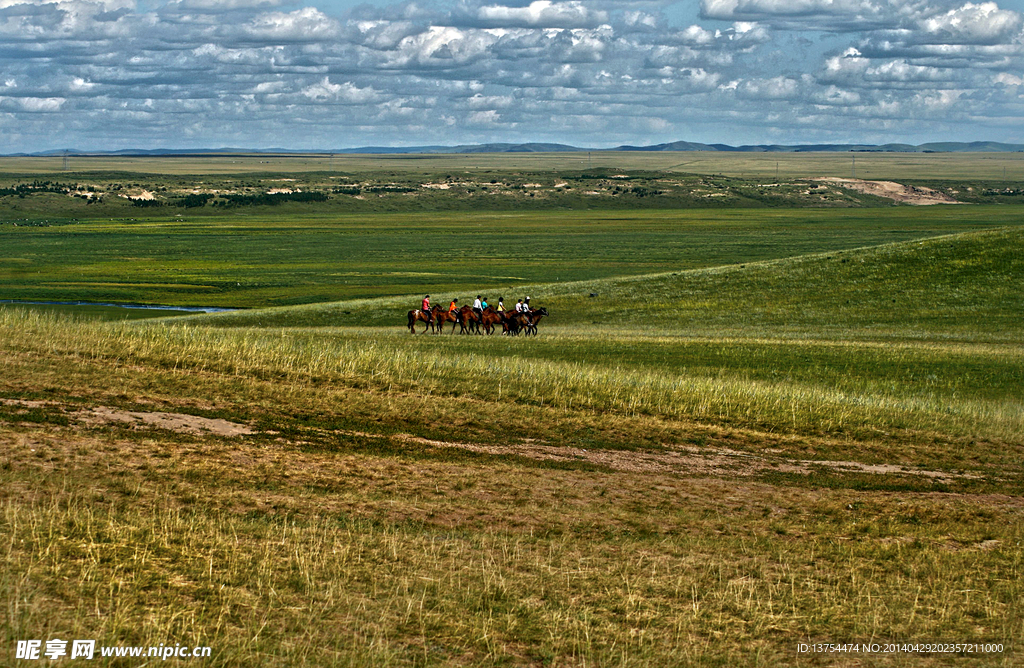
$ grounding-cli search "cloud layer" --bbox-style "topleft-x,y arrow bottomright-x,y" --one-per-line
0,0 -> 1021,150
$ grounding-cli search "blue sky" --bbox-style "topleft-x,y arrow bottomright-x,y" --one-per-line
1,0 -> 1023,152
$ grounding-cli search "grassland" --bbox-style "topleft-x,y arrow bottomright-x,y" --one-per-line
2,158 -> 1023,666
2,150 -> 1024,181
3,206 -> 1022,308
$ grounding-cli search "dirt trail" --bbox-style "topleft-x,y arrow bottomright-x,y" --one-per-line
1,399 -> 976,481
818,178 -> 959,205
389,433 -> 976,482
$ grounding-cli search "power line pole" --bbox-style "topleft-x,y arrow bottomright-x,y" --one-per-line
851,153 -> 855,179
62,150 -> 69,172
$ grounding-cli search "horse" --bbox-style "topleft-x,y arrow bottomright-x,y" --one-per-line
407,308 -> 433,334
480,306 -> 505,335
430,306 -> 459,334
523,307 -> 549,336
456,305 -> 482,334
503,310 -> 529,335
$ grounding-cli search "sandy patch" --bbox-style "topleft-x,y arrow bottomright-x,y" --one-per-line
73,406 -> 253,437
818,178 -> 959,205
1,398 -> 55,408
121,190 -> 156,201
266,188 -> 296,195
422,183 -> 452,190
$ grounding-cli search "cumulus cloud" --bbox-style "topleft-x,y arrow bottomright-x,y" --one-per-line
174,0 -> 282,12
475,1 -> 607,29
244,7 -> 340,41
918,2 -> 1022,45
0,0 -> 1021,151
737,75 -> 801,99
699,0 -> 918,31
301,77 -> 378,103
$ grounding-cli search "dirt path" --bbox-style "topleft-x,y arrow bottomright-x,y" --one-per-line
389,433 -> 977,482
0,399 -> 977,482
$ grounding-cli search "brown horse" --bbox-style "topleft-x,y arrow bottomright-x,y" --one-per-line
407,308 -> 433,334
524,307 -> 549,336
480,306 -> 505,335
502,310 -> 528,335
455,305 -> 482,334
430,306 -> 459,334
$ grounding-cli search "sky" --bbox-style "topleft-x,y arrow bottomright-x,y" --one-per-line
1,0 -> 1023,152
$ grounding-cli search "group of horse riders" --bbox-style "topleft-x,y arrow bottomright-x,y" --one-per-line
408,294 -> 548,335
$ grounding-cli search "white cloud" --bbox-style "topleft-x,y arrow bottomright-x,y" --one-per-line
3,96 -> 66,111
476,1 -> 607,29
245,7 -> 340,41
919,2 -> 1022,45
737,75 -> 800,99
175,0 -> 280,11
700,0 -> 912,31
301,77 -> 378,103
467,108 -> 501,125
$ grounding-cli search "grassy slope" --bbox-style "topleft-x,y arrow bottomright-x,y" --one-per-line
151,228 -> 1024,449
198,226 -> 1024,341
2,221 -> 1023,665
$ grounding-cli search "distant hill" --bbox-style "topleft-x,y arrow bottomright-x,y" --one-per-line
12,141 -> 1024,157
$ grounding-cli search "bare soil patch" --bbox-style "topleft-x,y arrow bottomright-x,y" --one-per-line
73,406 -> 253,437
818,178 -> 959,205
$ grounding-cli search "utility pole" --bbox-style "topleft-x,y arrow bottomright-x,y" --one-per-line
62,150 -> 69,172
851,153 -> 855,179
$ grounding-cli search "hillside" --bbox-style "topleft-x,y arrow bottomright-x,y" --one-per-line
192,227 -> 1024,343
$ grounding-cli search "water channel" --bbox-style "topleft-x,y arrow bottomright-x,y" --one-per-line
0,300 -> 235,321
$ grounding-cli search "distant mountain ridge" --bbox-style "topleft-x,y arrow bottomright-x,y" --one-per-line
14,141 -> 1024,157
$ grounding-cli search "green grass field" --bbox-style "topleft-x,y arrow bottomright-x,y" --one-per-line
3,206 -> 1021,308
2,159 -> 1023,666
